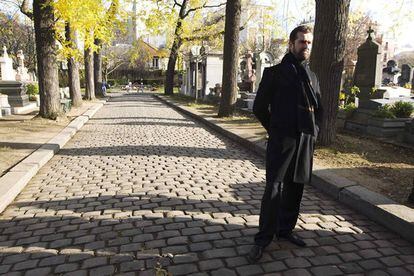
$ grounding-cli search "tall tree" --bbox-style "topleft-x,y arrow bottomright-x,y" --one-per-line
55,0 -> 121,100
22,0 -> 61,119
84,39 -> 95,100
94,0 -> 119,97
218,0 -> 242,117
94,38 -> 104,97
145,0 -> 226,95
164,0 -> 188,95
65,22 -> 82,106
310,0 -> 350,145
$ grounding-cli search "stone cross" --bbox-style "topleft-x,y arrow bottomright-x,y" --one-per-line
367,26 -> 374,41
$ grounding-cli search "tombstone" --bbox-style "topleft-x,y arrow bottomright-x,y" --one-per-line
60,87 -> 70,99
255,51 -> 274,91
0,81 -> 38,114
399,64 -> 413,87
15,50 -> 30,82
0,94 -> 12,116
353,27 -> 382,104
239,51 -> 256,93
377,86 -> 411,99
382,60 -> 400,85
0,47 -> 16,81
181,46 -> 223,99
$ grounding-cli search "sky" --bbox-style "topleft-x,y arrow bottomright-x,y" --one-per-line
264,0 -> 414,51
1,0 -> 413,51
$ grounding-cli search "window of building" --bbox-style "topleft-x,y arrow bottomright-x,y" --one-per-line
153,57 -> 159,69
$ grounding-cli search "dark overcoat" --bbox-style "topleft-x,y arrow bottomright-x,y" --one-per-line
253,53 -> 323,185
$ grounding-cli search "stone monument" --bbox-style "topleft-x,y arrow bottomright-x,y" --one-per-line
0,94 -> 11,116
353,27 -> 382,105
181,46 -> 223,99
0,47 -> 37,114
382,60 -> 400,85
399,64 -> 413,87
255,51 -> 274,91
15,50 -> 30,82
0,46 -> 16,81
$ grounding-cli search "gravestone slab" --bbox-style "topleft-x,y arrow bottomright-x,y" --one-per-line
376,86 -> 411,99
353,28 -> 382,102
0,81 -> 29,107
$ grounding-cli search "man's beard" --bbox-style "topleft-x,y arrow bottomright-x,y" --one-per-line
293,48 -> 310,61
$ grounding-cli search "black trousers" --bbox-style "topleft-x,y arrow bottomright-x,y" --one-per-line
254,163 -> 304,247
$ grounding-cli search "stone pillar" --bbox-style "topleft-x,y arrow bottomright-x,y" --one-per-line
0,47 -> 16,81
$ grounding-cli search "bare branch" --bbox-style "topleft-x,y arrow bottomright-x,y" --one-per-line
107,61 -> 127,75
184,1 -> 226,17
20,0 -> 33,20
190,14 -> 225,33
182,25 -> 244,42
173,0 -> 182,8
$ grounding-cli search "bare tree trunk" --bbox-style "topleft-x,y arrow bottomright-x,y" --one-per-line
310,0 -> 350,145
65,22 -> 82,107
165,38 -> 182,95
33,0 -> 61,119
94,38 -> 104,97
164,0 -> 188,95
218,0 -> 241,117
84,47 -> 95,100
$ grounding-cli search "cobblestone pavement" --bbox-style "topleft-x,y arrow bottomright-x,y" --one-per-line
0,93 -> 413,276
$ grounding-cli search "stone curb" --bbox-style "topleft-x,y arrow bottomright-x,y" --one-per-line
154,94 -> 414,243
0,100 -> 106,214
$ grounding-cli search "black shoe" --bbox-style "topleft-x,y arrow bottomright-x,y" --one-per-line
247,245 -> 264,263
279,232 -> 306,247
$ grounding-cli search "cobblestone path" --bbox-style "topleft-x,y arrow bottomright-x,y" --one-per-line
0,94 -> 413,276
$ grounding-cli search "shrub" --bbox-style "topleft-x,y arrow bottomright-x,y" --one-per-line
350,86 -> 360,97
107,79 -> 116,87
389,101 -> 414,118
340,102 -> 356,117
373,104 -> 396,119
26,83 -> 39,96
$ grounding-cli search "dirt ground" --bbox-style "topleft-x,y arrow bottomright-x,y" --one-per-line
314,132 -> 414,207
0,101 -> 97,176
166,94 -> 414,208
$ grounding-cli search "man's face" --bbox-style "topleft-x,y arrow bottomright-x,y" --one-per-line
289,32 -> 313,61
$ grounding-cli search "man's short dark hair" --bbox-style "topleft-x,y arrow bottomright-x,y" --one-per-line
289,25 -> 313,42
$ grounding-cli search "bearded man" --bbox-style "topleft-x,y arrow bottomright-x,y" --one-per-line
249,25 -> 323,262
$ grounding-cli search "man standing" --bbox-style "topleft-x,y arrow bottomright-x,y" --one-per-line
248,25 -> 323,262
